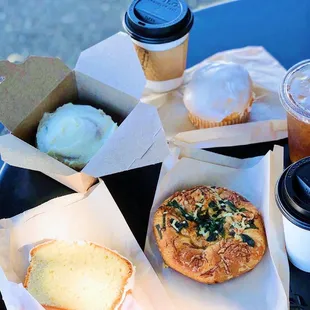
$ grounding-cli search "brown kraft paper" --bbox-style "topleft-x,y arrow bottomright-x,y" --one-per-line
134,38 -> 188,81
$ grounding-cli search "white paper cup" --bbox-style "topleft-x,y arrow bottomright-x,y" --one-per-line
282,216 -> 310,271
123,0 -> 194,93
276,157 -> 310,272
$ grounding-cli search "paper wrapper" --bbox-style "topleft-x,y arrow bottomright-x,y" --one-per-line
0,267 -> 45,310
144,146 -> 290,310
0,181 -> 174,310
0,265 -> 140,310
142,46 -> 287,148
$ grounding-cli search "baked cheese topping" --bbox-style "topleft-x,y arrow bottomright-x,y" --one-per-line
153,186 -> 266,284
157,186 -> 257,246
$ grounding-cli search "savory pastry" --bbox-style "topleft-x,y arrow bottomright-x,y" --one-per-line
24,240 -> 135,310
36,103 -> 117,170
153,186 -> 266,284
183,62 -> 254,128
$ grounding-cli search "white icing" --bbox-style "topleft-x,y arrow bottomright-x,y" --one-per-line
36,103 -> 117,167
183,62 -> 253,122
289,66 -> 310,110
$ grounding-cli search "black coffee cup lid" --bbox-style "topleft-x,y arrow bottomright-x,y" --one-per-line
277,157 -> 310,230
123,0 -> 194,44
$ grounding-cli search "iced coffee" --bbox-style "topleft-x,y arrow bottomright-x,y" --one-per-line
280,60 -> 310,162
123,0 -> 194,93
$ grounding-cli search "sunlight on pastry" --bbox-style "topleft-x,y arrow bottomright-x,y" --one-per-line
183,61 -> 253,128
153,186 -> 266,284
24,240 -> 135,310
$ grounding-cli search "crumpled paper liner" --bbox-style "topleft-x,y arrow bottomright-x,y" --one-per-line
144,146 -> 289,310
0,266 -> 140,310
0,267 -> 45,310
0,181 -> 175,310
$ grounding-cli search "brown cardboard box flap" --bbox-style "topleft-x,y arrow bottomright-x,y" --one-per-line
0,134 -> 96,192
0,134 -> 75,175
82,102 -> 170,177
129,127 -> 169,170
0,57 -> 71,132
75,32 -> 145,101
49,172 -> 96,193
0,33 -> 168,192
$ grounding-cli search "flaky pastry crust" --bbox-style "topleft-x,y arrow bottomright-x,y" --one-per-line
153,186 -> 267,284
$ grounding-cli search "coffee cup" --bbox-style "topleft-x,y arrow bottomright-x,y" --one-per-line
275,156 -> 310,272
123,0 -> 194,93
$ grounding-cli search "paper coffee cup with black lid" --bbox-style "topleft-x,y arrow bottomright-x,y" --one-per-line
123,0 -> 194,93
276,156 -> 310,272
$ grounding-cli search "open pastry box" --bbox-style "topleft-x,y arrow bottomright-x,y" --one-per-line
0,32 -> 169,192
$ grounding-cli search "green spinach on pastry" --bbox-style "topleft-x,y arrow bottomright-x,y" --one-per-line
153,185 -> 267,284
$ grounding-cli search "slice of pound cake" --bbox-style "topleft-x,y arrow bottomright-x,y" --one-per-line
24,240 -> 135,310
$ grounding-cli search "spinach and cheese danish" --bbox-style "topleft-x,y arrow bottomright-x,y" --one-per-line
36,103 -> 117,170
153,186 -> 267,284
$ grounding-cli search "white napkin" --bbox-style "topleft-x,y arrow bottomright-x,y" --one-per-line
0,267 -> 44,310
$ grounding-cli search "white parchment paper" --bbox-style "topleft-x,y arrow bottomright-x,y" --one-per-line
0,181 -> 174,310
0,267 -> 45,310
142,46 -> 287,148
145,146 -> 289,310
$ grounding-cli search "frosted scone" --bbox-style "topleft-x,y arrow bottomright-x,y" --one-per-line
24,240 -> 135,310
36,103 -> 118,170
183,62 -> 254,128
153,186 -> 266,284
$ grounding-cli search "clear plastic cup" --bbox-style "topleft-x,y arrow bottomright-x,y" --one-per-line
279,60 -> 310,162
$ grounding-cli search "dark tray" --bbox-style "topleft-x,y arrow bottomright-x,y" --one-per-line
0,138 -> 309,310
1,0 -> 310,308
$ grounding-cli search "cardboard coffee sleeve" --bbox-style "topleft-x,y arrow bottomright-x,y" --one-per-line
134,36 -> 189,81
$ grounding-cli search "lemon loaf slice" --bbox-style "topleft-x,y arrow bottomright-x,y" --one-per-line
24,240 -> 135,310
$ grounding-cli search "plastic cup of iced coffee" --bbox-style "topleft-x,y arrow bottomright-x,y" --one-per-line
276,157 -> 310,272
280,60 -> 310,162
123,0 -> 194,93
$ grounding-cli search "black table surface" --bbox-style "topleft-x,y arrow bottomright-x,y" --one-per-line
1,0 -> 310,309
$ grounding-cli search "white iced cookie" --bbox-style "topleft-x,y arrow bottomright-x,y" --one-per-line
36,103 -> 118,170
183,61 -> 253,128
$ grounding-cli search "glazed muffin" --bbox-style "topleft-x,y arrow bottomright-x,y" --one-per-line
153,186 -> 266,284
183,62 -> 254,128
36,103 -> 117,170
